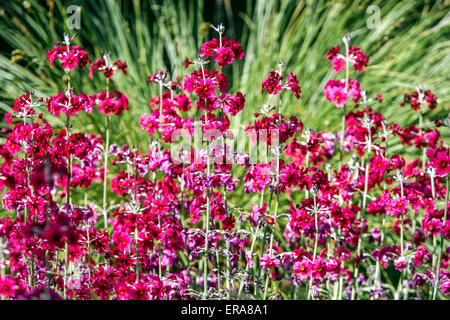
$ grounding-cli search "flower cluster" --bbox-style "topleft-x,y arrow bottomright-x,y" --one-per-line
89,57 -> 127,79
401,89 -> 438,111
46,34 -> 90,70
324,78 -> 361,108
327,44 -> 369,72
261,66 -> 302,99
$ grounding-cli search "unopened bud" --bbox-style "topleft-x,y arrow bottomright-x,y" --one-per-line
218,23 -> 225,34
342,33 -> 351,46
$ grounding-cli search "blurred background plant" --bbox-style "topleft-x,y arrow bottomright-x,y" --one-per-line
0,0 -> 449,209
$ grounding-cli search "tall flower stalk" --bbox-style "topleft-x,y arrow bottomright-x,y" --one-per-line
433,175 -> 448,299
351,113 -> 372,300
307,186 -> 319,300
63,75 -> 72,300
394,170 -> 406,300
102,78 -> 110,230
339,33 -> 351,163
262,61 -> 284,299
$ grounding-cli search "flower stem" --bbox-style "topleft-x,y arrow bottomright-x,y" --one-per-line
135,225 -> 140,282
262,88 -> 283,299
351,121 -> 371,300
432,175 -> 449,299
158,215 -> 162,279
307,193 -> 319,300
86,225 -> 92,299
394,178 -> 406,300
102,75 -> 110,231
199,63 -> 212,298
203,143 -> 211,298
216,250 -> 221,293
102,115 -> 110,230
63,78 -> 72,300
238,188 -> 264,298
340,37 -> 350,163
159,81 -> 163,131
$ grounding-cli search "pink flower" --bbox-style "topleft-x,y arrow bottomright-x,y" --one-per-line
332,57 -> 345,72
385,198 -> 408,217
245,251 -> 254,269
327,45 -> 368,72
243,163 -> 272,193
393,257 -> 407,271
140,112 -> 160,134
347,78 -> 361,101
261,69 -> 282,95
5,112 -> 12,125
285,72 -> 302,99
260,254 -> 281,269
311,256 -> 328,279
324,80 -> 347,108
327,46 -> 340,60
251,202 -> 267,226
46,41 -> 90,70
293,258 -> 312,280
219,92 -> 246,116
91,90 -> 129,116
152,198 -> 170,216
195,78 -> 216,99
427,147 -> 450,176
423,216 -> 443,237
349,45 -> 369,72
60,51 -> 79,70
214,46 -> 234,67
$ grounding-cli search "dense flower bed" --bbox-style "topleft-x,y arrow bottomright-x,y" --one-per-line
0,26 -> 448,300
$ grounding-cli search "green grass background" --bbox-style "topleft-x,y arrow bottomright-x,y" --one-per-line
0,0 -> 449,299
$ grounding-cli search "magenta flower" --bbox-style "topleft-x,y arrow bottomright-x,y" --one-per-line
332,57 -> 345,72
260,254 -> 281,269
394,257 -> 407,272
261,69 -> 282,95
324,80 -> 347,108
60,51 -> 79,70
293,258 -> 312,280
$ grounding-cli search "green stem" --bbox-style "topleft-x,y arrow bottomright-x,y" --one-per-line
158,215 -> 162,279
102,115 -> 110,229
63,80 -> 72,299
351,121 -> 371,300
159,81 -> 163,131
418,109 -> 426,171
307,194 -> 319,300
102,78 -> 110,230
203,141 -> 210,298
87,226 -> 92,299
226,237 -> 231,298
432,175 -> 449,300
340,38 -> 350,163
199,63 -> 212,299
262,89 -> 283,299
135,225 -> 140,282
216,250 -> 221,294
